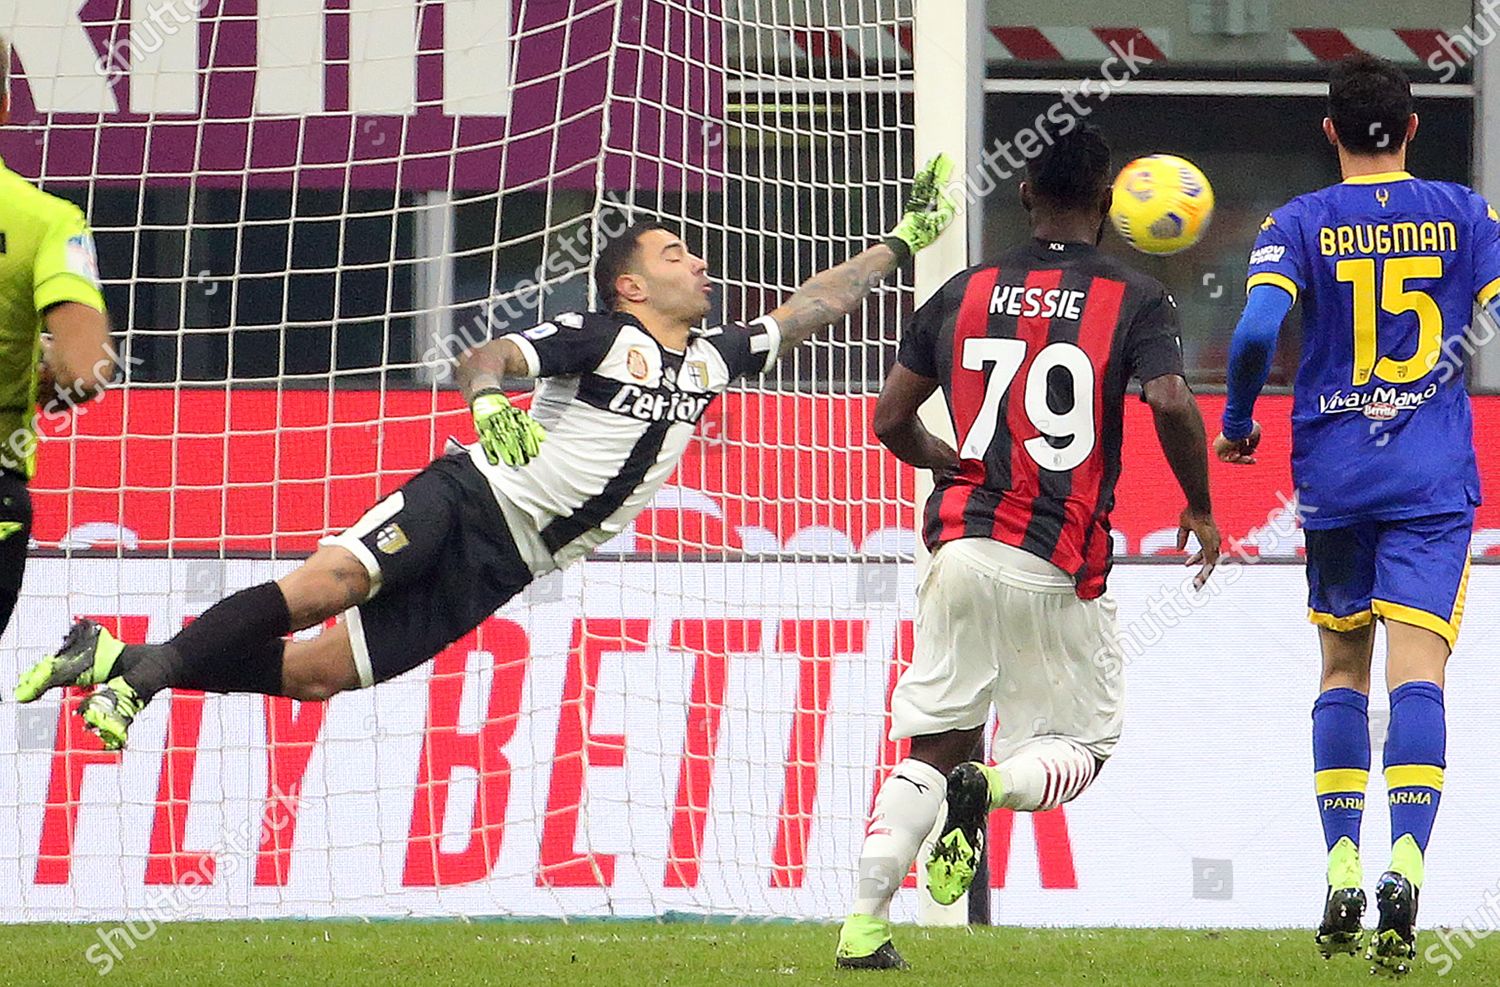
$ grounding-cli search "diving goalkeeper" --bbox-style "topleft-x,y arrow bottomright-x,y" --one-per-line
14,157 -> 957,751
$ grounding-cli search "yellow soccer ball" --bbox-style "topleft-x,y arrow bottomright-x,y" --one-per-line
1109,154 -> 1215,255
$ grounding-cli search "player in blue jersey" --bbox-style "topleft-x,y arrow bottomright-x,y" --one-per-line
1217,54 -> 1500,974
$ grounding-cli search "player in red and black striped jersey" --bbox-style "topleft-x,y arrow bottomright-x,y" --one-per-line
837,125 -> 1222,969
897,227 -> 1191,598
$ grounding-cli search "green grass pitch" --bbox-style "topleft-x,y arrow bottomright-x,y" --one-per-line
8,918 -> 1500,978
4,921 -> 1500,985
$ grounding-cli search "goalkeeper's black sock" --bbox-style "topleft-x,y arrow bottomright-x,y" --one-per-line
122,637 -> 288,699
122,582 -> 292,700
174,636 -> 287,696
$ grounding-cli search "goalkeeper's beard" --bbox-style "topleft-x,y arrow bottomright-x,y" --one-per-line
640,290 -> 711,330
688,289 -> 713,322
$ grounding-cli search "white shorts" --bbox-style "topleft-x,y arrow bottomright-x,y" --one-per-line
889,538 -> 1124,761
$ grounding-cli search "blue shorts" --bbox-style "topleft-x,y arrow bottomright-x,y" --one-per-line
1304,510 -> 1473,648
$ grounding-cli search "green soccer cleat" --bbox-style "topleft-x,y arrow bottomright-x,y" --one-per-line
926,761 -> 991,906
79,677 -> 144,752
1316,837 -> 1365,958
1315,886 -> 1366,958
1366,871 -> 1419,976
834,914 -> 909,970
13,620 -> 127,703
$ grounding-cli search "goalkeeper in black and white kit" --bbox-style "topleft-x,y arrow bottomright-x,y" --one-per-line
14,157 -> 956,751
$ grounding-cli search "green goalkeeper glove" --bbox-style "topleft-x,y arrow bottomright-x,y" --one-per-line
471,389 -> 546,467
884,153 -> 958,263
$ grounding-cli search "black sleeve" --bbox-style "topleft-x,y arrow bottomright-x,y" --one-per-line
1124,283 -> 1186,390
702,315 -> 782,381
501,312 -> 618,377
896,282 -> 946,379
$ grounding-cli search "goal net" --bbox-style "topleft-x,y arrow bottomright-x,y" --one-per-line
1,0 -> 923,922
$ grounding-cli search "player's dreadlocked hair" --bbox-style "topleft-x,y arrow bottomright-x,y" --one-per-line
594,219 -> 675,311
1328,53 -> 1413,155
1026,124 -> 1112,212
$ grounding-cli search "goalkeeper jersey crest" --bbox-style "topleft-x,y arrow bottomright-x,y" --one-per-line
471,309 -> 780,572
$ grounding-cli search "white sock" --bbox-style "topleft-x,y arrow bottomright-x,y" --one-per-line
850,758 -> 947,920
992,736 -> 1099,812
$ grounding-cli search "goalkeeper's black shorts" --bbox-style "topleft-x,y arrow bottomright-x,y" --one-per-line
321,449 -> 533,687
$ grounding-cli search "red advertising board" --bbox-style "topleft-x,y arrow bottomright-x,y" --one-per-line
28,390 -> 1500,558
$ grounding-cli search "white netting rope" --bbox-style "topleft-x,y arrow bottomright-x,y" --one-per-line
1,0 -> 919,922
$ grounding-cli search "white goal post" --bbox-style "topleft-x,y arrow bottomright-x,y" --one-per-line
910,0 -> 984,927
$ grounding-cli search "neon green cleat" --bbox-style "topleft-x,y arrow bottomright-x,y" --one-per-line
13,620 -> 127,703
1367,870 -> 1419,976
1315,886 -> 1366,958
1389,833 -> 1425,890
926,762 -> 991,906
1326,835 -> 1363,890
834,914 -> 908,970
79,677 -> 144,752
1315,836 -> 1366,957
